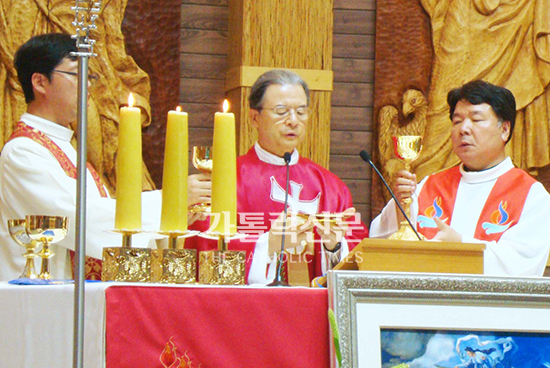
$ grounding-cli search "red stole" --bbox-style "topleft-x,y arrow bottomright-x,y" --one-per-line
417,165 -> 536,242
9,121 -> 105,280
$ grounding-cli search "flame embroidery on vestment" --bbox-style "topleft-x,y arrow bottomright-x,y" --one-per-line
482,201 -> 512,234
418,197 -> 447,228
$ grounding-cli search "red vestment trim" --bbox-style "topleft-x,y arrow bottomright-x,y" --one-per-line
8,121 -> 105,280
417,165 -> 536,242
10,122 -> 108,197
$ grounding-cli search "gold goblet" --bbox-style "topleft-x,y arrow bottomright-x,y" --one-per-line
7,219 -> 39,279
25,215 -> 69,280
390,135 -> 423,241
189,146 -> 212,214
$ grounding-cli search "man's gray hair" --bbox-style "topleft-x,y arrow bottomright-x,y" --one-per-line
248,69 -> 310,111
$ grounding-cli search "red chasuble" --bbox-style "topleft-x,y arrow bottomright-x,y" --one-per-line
8,122 -> 106,280
189,147 -> 369,283
417,165 -> 536,242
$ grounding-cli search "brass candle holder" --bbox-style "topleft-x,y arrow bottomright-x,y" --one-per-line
25,215 -> 68,280
7,219 -> 39,279
198,232 -> 247,285
102,229 -> 152,282
151,230 -> 199,284
390,135 -> 423,241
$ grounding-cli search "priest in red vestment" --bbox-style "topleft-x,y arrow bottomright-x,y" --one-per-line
191,69 -> 369,284
371,80 -> 550,276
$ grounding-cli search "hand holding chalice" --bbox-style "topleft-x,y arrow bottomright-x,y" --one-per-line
188,146 -> 212,214
389,135 -> 423,241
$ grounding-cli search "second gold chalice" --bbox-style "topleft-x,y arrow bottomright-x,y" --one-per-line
7,219 -> 39,279
25,215 -> 68,280
189,146 -> 212,214
390,135 -> 423,241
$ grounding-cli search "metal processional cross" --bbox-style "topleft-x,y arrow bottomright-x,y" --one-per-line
71,2 -> 101,368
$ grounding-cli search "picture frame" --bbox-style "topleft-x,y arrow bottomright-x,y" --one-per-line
327,271 -> 550,368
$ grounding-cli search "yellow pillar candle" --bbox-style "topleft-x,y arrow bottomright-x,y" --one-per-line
160,106 -> 189,232
115,93 -> 143,230
211,100 -> 237,234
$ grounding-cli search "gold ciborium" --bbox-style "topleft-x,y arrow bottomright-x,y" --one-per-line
189,146 -> 212,214
7,219 -> 39,279
25,215 -> 68,279
390,135 -> 423,241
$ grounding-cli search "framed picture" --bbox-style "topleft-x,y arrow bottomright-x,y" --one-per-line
327,271 -> 550,368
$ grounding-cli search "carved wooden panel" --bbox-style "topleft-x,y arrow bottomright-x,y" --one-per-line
122,0 -> 181,188
371,0 -> 433,218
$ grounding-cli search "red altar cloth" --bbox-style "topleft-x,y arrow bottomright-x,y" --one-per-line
105,286 -> 330,367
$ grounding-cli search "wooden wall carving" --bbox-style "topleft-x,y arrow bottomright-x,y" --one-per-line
371,0 -> 432,216
122,0 -> 181,188
124,0 -> 377,225
372,0 -> 550,220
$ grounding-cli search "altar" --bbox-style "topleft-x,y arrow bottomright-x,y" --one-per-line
0,282 -> 330,368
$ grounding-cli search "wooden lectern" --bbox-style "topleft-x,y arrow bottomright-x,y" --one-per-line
334,238 -> 486,274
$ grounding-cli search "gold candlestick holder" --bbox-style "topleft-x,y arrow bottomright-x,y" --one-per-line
102,229 -> 152,282
198,232 -> 247,285
151,230 -> 199,284
390,135 -> 423,241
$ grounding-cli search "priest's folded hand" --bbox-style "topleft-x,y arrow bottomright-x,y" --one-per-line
267,210 -> 314,254
312,207 -> 355,250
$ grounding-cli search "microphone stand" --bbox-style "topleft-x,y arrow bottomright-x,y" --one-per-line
359,150 -> 422,240
268,152 -> 292,287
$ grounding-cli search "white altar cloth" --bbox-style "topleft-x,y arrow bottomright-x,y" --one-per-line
0,281 -> 109,368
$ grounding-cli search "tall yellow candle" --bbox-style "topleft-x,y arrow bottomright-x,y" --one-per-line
160,106 -> 188,231
115,93 -> 142,230
210,100 -> 237,234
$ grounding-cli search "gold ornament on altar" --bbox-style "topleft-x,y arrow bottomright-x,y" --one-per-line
7,219 -> 39,279
151,230 -> 198,284
102,230 -> 152,282
188,146 -> 212,214
389,135 -> 423,241
25,215 -> 68,280
198,232 -> 247,285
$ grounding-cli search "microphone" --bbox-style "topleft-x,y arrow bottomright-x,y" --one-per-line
359,150 -> 422,240
268,151 -> 292,287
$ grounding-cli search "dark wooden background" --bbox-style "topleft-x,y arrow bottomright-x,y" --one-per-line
123,0 -> 376,226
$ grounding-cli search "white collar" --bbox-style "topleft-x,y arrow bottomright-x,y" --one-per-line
20,113 -> 74,142
460,157 -> 514,184
254,142 -> 299,166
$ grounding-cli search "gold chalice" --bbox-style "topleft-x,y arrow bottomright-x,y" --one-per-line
7,219 -> 39,279
189,146 -> 212,214
390,135 -> 423,241
25,215 -> 68,280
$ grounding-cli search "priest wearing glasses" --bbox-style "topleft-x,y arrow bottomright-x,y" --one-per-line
192,69 -> 369,285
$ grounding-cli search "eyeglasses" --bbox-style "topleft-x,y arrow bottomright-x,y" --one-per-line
52,69 -> 99,84
262,106 -> 312,121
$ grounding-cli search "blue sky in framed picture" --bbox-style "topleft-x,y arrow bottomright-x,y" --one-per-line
380,328 -> 550,368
